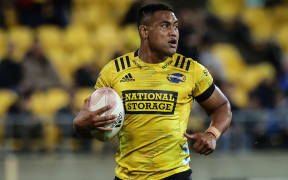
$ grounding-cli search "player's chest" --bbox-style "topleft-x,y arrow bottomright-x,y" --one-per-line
113,68 -> 194,101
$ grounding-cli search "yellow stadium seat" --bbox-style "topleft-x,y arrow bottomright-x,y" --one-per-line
8,26 -> 34,51
91,23 -> 121,50
74,88 -> 94,110
241,7 -> 273,42
275,25 -> 288,52
209,0 -> 244,22
233,63 -> 275,108
0,89 -> 18,144
94,48 -> 116,68
46,88 -> 70,114
72,6 -> 108,29
29,88 -> 66,152
256,63 -> 275,81
212,43 -> 246,82
271,6 -> 288,30
47,50 -> 77,85
36,25 -> 63,53
30,90 -> 47,117
73,45 -> 96,66
3,7 -> 17,28
0,29 -> 7,60
120,25 -> 140,52
105,0 -> 135,22
239,63 -> 275,92
7,26 -> 34,61
0,89 -> 18,116
30,88 -> 70,117
63,25 -> 89,52
232,85 -> 249,108
43,123 -> 60,152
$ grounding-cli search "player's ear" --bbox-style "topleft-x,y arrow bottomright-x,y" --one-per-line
139,25 -> 148,39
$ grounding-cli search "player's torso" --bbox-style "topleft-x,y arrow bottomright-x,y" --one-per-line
108,53 -> 192,173
111,53 -> 195,130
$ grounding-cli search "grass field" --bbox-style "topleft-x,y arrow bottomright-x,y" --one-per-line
0,150 -> 288,180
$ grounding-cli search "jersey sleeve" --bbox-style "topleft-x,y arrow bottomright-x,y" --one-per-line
192,62 -> 215,102
94,63 -> 113,89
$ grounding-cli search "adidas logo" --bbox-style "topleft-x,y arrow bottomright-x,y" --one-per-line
120,73 -> 135,82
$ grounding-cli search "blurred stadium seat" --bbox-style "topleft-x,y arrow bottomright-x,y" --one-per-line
91,23 -> 121,50
120,25 -> 141,52
0,89 -> 18,144
74,88 -> 94,110
30,88 -> 70,117
209,0 -> 244,22
276,25 -> 288,52
240,63 -> 275,91
7,26 -> 34,61
64,25 -> 89,52
212,43 -> 246,83
242,7 -> 273,42
0,29 -> 7,60
36,25 -> 63,54
0,89 -> 18,117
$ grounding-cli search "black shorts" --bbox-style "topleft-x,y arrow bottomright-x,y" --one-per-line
114,169 -> 192,180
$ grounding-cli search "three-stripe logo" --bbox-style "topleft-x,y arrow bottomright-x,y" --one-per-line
114,56 -> 131,72
120,73 -> 135,82
174,55 -> 191,71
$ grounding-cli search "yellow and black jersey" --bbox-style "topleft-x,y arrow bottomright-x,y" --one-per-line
95,51 -> 214,180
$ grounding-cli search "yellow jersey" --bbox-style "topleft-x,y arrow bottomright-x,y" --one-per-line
95,51 -> 214,180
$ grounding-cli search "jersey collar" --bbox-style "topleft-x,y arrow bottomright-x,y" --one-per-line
133,49 -> 174,68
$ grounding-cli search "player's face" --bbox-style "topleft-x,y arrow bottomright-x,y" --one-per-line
147,11 -> 179,56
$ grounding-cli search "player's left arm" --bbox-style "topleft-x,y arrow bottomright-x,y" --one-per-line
185,85 -> 232,155
185,62 -> 232,155
200,85 -> 232,139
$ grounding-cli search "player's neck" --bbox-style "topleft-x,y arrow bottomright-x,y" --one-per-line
138,46 -> 168,64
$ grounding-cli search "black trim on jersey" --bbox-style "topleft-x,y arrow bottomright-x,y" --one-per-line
134,49 -> 139,57
115,56 -> 131,72
186,60 -> 191,71
174,55 -> 180,67
174,55 -> 190,71
120,57 -> 125,70
180,57 -> 186,69
126,56 -> 131,67
195,84 -> 215,102
114,59 -> 120,72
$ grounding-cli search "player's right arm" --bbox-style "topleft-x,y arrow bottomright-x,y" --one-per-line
73,96 -> 117,138
73,63 -> 115,138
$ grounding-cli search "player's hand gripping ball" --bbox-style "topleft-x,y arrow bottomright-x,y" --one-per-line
89,87 -> 125,141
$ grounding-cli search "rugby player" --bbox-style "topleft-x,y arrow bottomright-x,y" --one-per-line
73,3 -> 232,180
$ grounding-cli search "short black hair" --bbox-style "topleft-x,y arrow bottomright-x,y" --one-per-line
137,3 -> 174,27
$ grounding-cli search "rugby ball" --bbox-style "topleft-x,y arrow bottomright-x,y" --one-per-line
89,87 -> 125,141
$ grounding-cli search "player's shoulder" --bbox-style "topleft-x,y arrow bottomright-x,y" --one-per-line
103,51 -> 135,73
171,53 -> 202,72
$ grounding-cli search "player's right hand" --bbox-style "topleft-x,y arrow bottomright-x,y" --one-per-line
73,96 -> 117,131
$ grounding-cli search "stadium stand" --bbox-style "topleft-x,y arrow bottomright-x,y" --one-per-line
0,0 -> 288,152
